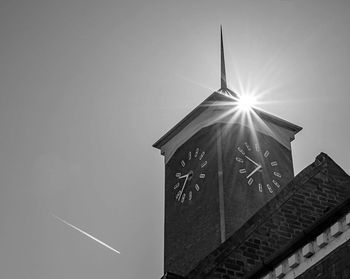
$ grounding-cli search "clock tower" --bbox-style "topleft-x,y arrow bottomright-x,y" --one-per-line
153,27 -> 302,277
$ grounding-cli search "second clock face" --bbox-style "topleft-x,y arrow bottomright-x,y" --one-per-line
221,124 -> 294,238
234,141 -> 282,195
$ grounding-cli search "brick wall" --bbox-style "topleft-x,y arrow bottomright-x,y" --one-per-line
185,153 -> 350,279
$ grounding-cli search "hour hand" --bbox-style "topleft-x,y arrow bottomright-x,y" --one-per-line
246,165 -> 262,179
178,173 -> 189,179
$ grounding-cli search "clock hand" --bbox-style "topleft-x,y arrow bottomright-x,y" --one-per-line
246,165 -> 262,179
244,155 -> 261,167
178,173 -> 190,180
177,175 -> 189,201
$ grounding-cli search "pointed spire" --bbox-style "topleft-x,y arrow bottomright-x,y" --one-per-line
220,25 -> 227,90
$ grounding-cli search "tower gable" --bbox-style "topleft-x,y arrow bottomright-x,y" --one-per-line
153,91 -> 302,164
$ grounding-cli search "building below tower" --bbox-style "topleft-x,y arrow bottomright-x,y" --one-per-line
161,153 -> 350,279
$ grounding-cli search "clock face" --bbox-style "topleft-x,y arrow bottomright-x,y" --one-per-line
234,141 -> 283,195
221,124 -> 294,237
173,147 -> 208,204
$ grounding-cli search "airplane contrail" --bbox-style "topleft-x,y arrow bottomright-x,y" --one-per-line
52,214 -> 121,254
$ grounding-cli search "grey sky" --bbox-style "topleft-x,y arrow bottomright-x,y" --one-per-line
0,0 -> 349,278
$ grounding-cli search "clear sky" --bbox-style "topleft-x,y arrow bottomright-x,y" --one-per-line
0,0 -> 350,278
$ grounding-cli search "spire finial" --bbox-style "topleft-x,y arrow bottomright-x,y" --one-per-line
220,25 -> 227,90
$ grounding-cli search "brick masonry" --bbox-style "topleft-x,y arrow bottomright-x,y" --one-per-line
184,153 -> 350,279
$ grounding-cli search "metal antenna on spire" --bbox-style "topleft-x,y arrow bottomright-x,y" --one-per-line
220,25 -> 227,90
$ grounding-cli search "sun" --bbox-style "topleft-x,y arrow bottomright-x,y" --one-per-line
237,94 -> 257,112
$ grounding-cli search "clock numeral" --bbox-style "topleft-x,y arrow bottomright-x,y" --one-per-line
181,193 -> 186,203
201,160 -> 207,168
173,182 -> 180,189
175,173 -> 181,178
248,177 -> 254,186
176,191 -> 181,200
267,184 -> 273,193
199,173 -> 205,179
244,142 -> 252,151
258,183 -> 263,192
255,144 -> 260,152
181,160 -> 186,167
274,172 -> 282,178
188,191 -> 193,201
271,161 -> 278,167
264,150 -> 270,158
199,151 -> 205,160
188,151 -> 192,160
239,168 -> 247,174
195,184 -> 200,191
236,157 -> 243,163
237,147 -> 245,156
273,180 -> 280,188
194,148 -> 199,158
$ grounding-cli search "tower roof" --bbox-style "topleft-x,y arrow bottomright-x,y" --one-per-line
153,91 -> 302,151
153,28 -> 302,157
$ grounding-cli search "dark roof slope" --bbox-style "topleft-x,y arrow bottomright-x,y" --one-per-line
185,153 -> 350,279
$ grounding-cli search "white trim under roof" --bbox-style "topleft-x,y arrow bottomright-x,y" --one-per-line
262,212 -> 350,279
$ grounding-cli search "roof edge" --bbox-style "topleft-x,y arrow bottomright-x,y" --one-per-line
152,91 -> 226,149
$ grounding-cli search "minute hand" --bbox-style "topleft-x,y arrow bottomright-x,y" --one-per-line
245,155 -> 261,167
177,174 -> 189,201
